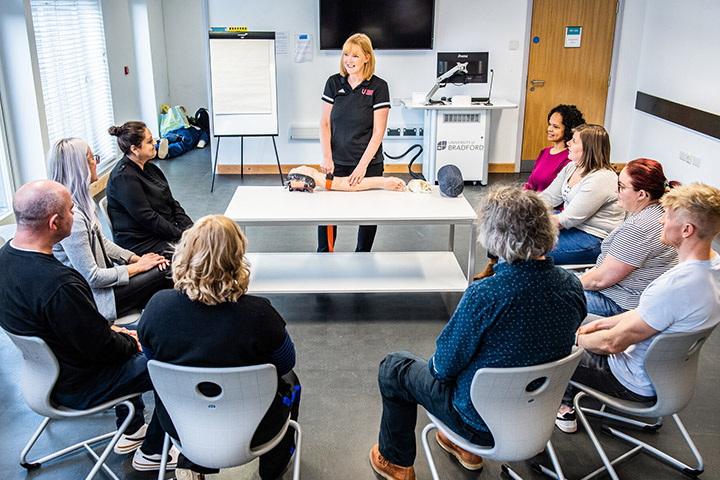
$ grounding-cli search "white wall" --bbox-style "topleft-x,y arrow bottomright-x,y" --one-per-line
197,0 -> 529,168
162,0 -> 208,114
0,0 -> 48,184
608,0 -> 720,187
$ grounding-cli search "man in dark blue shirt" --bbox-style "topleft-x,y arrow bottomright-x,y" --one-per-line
370,186 -> 586,480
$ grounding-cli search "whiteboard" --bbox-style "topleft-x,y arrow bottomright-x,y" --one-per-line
208,31 -> 278,136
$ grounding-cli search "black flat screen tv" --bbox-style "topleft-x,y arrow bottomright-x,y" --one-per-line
319,0 -> 435,50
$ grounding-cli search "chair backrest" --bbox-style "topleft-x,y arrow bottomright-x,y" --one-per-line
470,347 -> 583,462
147,360 -> 278,469
1,329 -> 62,418
643,324 -> 717,416
97,196 -> 113,241
0,223 -> 18,247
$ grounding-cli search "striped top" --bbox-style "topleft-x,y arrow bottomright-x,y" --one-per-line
597,204 -> 678,310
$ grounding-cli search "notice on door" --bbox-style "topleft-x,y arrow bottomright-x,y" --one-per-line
564,26 -> 582,48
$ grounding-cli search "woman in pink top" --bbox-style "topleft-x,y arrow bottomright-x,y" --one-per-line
476,105 -> 586,280
524,104 -> 586,192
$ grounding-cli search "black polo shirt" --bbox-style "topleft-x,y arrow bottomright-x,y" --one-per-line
321,73 -> 390,167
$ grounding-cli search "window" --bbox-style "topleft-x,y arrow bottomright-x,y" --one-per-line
30,0 -> 117,163
0,94 -> 13,219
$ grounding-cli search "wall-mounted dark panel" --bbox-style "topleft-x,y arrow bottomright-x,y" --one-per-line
635,91 -> 720,141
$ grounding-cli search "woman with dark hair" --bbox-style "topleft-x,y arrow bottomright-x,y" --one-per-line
524,104 -> 586,192
318,33 -> 390,252
579,159 -> 679,317
138,215 -> 300,480
539,124 -> 625,265
106,121 -> 193,255
47,138 -> 171,321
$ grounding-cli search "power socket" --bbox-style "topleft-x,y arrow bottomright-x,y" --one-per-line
387,128 -> 401,136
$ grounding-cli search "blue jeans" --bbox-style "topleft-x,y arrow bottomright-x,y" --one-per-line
162,127 -> 209,158
584,290 -> 627,317
549,227 -> 602,265
377,351 -> 493,467
53,354 -> 165,454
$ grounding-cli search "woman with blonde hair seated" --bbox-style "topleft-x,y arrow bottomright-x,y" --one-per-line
138,215 -> 300,480
47,138 -> 171,321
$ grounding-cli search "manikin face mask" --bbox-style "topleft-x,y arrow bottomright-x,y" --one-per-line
287,173 -> 316,192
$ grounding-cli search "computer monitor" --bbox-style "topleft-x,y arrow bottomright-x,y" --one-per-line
437,52 -> 489,84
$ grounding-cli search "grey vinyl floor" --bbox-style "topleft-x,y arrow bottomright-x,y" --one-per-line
1,147 -> 718,480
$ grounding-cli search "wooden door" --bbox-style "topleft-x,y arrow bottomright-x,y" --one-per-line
521,0 -> 617,161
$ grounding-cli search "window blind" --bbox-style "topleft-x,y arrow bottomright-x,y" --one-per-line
30,0 -> 117,163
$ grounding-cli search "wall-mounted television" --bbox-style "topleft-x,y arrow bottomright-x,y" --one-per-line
437,52 -> 489,84
319,0 -> 435,50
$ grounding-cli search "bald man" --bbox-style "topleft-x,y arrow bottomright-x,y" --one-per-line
0,181 -> 177,472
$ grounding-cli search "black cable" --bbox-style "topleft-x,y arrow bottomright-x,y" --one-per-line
384,144 -> 424,180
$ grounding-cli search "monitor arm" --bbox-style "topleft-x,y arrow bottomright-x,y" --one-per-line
424,62 -> 469,105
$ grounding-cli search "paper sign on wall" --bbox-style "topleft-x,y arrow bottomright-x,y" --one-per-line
565,26 -> 582,48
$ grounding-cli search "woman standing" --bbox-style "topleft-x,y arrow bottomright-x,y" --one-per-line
106,121 -> 193,255
539,124 -> 625,265
47,138 -> 171,321
318,33 -> 390,252
524,104 -> 586,192
580,159 -> 678,316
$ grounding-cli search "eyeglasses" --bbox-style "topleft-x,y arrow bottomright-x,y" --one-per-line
92,154 -> 100,164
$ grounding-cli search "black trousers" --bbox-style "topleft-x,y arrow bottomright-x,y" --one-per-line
562,350 -> 656,406
113,266 -> 173,318
317,162 -> 384,253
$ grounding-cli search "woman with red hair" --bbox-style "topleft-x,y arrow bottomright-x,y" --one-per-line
579,158 -> 680,317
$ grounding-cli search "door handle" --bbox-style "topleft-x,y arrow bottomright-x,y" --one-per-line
530,79 -> 545,85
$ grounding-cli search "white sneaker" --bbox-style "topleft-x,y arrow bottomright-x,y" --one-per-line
197,140 -> 206,149
175,468 -> 206,479
157,138 -> 169,159
113,423 -> 147,454
132,445 -> 179,471
555,409 -> 577,433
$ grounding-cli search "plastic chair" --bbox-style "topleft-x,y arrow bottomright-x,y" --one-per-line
0,223 -> 17,247
563,325 -> 717,480
422,348 -> 584,480
97,196 -> 113,241
2,329 -> 142,480
147,361 -> 301,479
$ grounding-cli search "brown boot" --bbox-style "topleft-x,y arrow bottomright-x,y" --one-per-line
473,257 -> 498,281
436,431 -> 484,471
369,444 -> 416,480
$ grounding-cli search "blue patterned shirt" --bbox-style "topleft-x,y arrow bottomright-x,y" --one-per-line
429,258 -> 586,431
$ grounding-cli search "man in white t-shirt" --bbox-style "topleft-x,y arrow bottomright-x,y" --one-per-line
556,183 -> 720,433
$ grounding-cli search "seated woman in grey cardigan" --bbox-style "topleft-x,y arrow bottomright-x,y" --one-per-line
539,124 -> 625,265
47,138 -> 173,321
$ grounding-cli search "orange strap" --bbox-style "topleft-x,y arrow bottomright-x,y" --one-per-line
327,225 -> 334,252
325,178 -> 333,190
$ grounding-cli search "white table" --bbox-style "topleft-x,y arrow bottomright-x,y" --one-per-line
224,186 -> 478,294
402,98 -> 517,184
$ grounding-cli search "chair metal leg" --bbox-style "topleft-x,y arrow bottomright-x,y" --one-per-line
528,441 -> 568,480
421,423 -> 441,480
603,413 -> 703,476
289,420 -> 302,480
20,400 -> 135,480
574,392 -> 621,480
581,406 -> 662,431
84,399 -> 136,480
158,433 -> 172,480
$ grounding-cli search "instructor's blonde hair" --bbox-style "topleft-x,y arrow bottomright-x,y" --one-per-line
340,33 -> 375,80
172,215 -> 250,305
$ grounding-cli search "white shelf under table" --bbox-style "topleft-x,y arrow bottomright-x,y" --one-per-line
245,252 -> 468,294
224,186 -> 478,294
